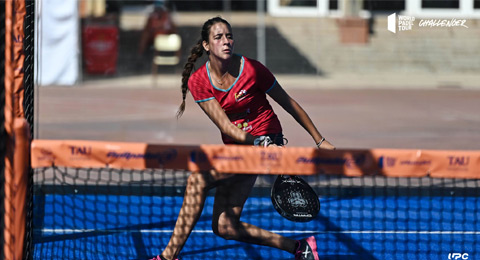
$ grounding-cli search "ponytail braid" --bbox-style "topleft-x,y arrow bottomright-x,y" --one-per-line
176,39 -> 204,118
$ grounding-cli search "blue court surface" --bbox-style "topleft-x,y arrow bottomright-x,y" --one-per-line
33,193 -> 479,260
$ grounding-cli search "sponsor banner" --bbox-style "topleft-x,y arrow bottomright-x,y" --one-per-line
31,140 -> 480,179
31,139 -> 195,170
426,150 -> 480,179
296,149 -> 378,177
373,149 -> 432,178
190,145 -> 319,175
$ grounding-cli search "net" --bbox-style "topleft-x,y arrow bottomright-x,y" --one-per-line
23,1 -> 36,259
31,140 -> 480,260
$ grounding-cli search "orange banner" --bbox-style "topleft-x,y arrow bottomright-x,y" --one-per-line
31,140 -> 480,179
425,150 -> 480,179
12,0 -> 26,118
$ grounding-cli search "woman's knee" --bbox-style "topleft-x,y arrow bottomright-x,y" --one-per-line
212,213 -> 240,240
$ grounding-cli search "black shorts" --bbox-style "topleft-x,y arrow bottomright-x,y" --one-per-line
234,133 -> 285,146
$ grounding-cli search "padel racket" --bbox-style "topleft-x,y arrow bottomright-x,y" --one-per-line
271,175 -> 320,222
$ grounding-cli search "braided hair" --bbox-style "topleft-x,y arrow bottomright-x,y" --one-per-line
176,16 -> 232,118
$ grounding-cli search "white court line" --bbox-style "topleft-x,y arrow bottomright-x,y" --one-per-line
38,229 -> 480,235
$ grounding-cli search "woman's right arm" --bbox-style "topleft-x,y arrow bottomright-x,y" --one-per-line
197,99 -> 256,145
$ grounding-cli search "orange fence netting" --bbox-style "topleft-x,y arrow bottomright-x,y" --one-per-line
4,1 -> 28,260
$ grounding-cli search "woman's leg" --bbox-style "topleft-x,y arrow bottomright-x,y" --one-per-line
159,170 -> 222,259
211,174 -> 297,254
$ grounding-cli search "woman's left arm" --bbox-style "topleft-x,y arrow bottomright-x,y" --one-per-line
267,82 -> 335,150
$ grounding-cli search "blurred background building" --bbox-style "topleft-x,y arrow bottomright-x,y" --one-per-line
35,0 -> 480,86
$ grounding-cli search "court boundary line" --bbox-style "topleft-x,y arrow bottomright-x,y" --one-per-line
37,228 -> 480,235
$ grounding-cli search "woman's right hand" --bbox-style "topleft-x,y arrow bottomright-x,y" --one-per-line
317,139 -> 336,150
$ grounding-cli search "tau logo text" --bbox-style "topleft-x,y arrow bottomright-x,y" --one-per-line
448,156 -> 470,166
68,145 -> 91,156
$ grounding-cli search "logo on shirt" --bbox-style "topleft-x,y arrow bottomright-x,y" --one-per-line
234,89 -> 247,102
236,121 -> 252,132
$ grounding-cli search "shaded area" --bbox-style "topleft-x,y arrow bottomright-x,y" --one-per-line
82,26 -> 319,81
32,191 -> 480,259
32,167 -> 480,259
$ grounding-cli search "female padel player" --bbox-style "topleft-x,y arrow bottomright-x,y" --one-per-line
150,16 -> 335,260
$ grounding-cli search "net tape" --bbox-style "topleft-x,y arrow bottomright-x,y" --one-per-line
31,139 -> 480,178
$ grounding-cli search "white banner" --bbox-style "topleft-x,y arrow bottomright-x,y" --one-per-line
36,0 -> 79,86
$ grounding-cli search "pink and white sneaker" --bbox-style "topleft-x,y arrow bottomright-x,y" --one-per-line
294,236 -> 319,260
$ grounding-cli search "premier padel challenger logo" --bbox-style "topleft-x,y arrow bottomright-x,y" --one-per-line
388,13 -> 468,33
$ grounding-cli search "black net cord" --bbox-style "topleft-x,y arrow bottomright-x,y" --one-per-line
23,0 -> 34,136
23,0 -> 35,259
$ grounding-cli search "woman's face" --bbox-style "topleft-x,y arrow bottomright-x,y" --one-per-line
203,22 -> 234,61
